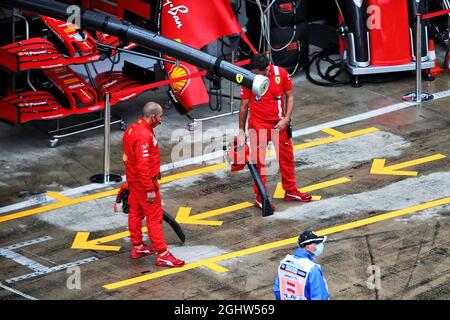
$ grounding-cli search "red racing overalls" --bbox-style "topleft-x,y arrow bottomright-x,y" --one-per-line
122,117 -> 167,253
241,65 -> 298,198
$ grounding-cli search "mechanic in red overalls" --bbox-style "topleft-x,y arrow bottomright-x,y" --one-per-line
123,102 -> 184,267
238,54 -> 311,210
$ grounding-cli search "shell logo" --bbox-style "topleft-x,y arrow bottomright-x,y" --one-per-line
169,64 -> 190,95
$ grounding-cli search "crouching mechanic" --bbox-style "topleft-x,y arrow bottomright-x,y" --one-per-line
273,230 -> 329,300
122,101 -> 184,268
238,54 -> 311,210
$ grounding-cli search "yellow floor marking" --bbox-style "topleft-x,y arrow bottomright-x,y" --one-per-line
46,192 -> 72,202
176,178 -> 348,226
203,263 -> 229,273
293,127 -> 379,152
72,227 -> 147,251
0,164 -> 230,223
73,177 -> 348,250
0,190 -> 117,223
1,127 -> 377,223
370,154 -> 446,176
273,177 -> 351,199
316,196 -> 450,235
321,128 -> 346,137
159,163 -> 228,184
71,232 -> 122,251
175,203 -> 254,226
103,196 -> 450,290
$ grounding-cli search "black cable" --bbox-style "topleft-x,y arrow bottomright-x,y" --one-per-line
305,47 -> 407,87
108,51 -> 121,73
219,37 -> 230,60
91,61 -> 100,77
238,0 -> 242,15
305,47 -> 350,87
84,63 -> 97,90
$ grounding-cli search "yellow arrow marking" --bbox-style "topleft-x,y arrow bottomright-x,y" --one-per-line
175,203 -> 253,226
176,177 -> 351,226
71,232 -> 122,251
370,154 -> 446,176
274,177 -> 351,199
73,177 -> 352,250
103,196 -> 450,290
0,127 -> 377,223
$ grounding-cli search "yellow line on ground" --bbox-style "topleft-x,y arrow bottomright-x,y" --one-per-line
321,128 -> 346,137
0,127 -> 377,223
177,178 -> 349,226
103,196 -> 450,290
93,228 -> 142,245
0,201 -> 72,223
71,232 -> 122,251
73,176 -> 348,251
302,177 -> 352,193
46,192 -> 72,202
159,163 -> 228,184
316,197 -> 450,235
0,164 -> 230,223
386,154 -> 446,171
203,263 -> 229,273
175,202 -> 254,226
274,177 -> 351,199
0,190 -> 116,223
370,154 -> 447,176
293,127 -> 379,152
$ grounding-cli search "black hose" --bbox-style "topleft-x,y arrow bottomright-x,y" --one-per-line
305,47 -> 350,87
305,47 -> 408,87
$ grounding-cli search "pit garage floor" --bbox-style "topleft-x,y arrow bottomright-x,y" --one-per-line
0,69 -> 449,300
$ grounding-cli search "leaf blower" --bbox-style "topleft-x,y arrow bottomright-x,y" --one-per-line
226,137 -> 274,217
114,183 -> 185,243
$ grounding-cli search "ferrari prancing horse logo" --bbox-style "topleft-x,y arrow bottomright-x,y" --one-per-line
275,76 -> 281,85
236,74 -> 243,84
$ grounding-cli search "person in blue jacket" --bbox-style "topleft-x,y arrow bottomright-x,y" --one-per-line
273,230 -> 329,300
